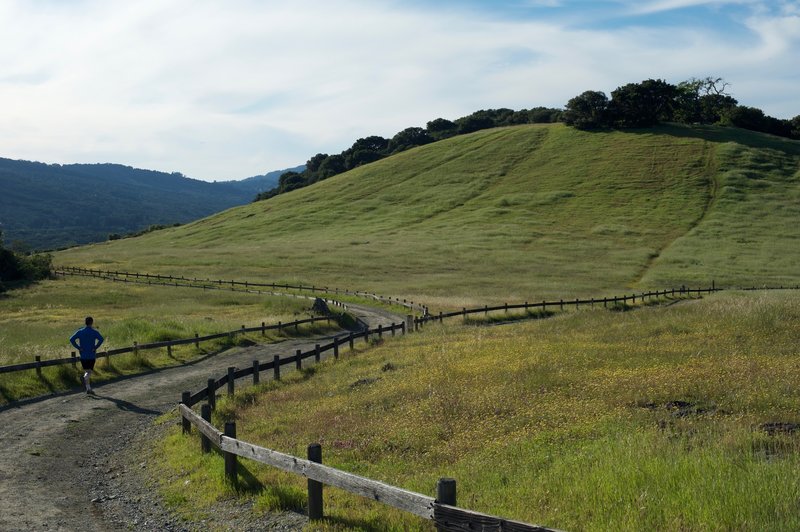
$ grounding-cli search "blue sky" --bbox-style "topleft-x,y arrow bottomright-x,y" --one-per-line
0,0 -> 797,181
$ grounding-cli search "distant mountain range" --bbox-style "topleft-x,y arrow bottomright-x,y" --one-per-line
0,158 -> 302,250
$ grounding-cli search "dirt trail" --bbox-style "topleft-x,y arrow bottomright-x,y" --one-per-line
0,303 -> 403,531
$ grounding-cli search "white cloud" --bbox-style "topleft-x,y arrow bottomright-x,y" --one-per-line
0,0 -> 797,181
623,0 -> 760,15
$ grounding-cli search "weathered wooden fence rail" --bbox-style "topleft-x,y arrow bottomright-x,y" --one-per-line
178,349 -> 557,532
0,315 -> 333,376
54,266 -> 429,316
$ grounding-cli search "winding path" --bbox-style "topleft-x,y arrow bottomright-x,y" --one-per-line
0,303 -> 403,531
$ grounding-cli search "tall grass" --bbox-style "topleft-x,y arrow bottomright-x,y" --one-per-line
155,291 -> 800,530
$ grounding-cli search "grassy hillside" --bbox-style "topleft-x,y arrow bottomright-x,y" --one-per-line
57,123 -> 800,306
156,290 -> 800,530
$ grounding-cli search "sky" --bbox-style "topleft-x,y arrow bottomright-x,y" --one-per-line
0,0 -> 798,182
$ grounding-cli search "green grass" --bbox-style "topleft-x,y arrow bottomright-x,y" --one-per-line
56,124 -> 800,306
159,290 -> 800,530
0,276 -> 330,403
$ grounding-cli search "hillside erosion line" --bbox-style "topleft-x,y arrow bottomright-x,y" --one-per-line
631,140 -> 718,286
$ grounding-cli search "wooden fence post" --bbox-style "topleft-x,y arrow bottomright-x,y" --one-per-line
273,355 -> 281,381
406,315 -> 414,334
349,332 -> 355,350
35,356 -> 42,377
207,378 -> 216,411
227,367 -> 235,397
200,404 -> 212,453
391,323 -> 396,337
308,443 -> 323,520
333,338 -> 339,360
194,333 -> 199,349
315,344 -> 321,362
364,327 -> 370,344
181,392 -> 191,434
261,322 -> 266,336
437,477 -> 457,506
224,422 -> 238,487
296,349 -> 302,370
378,325 -> 383,339
253,360 -> 260,385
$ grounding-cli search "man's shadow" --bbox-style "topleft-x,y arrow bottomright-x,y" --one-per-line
87,392 -> 162,416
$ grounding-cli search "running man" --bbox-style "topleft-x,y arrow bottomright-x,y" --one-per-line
69,316 -> 104,394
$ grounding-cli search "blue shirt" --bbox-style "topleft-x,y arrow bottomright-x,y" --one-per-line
69,326 -> 104,359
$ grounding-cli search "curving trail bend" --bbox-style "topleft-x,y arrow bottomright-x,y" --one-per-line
0,303 -> 402,531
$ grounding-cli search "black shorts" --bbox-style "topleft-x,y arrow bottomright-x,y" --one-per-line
80,359 -> 96,370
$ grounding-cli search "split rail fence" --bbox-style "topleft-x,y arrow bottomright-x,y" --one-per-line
414,284 -> 723,328
0,315 -> 334,376
55,266 -> 429,316
178,318 -> 557,531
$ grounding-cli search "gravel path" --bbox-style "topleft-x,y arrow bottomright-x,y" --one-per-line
0,303 -> 404,531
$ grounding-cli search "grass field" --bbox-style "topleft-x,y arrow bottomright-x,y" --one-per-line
0,276 -> 327,403
8,122 -> 800,528
154,290 -> 800,530
56,124 -> 800,306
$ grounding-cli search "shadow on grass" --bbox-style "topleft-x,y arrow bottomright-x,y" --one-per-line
601,123 -> 800,156
312,513 -> 404,532
462,309 -> 556,327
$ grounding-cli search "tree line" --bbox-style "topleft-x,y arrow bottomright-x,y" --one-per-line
255,77 -> 798,203
0,230 -> 52,293
563,77 -> 800,136
254,107 -> 561,201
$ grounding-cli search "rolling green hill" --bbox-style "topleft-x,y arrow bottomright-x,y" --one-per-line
57,123 -> 800,305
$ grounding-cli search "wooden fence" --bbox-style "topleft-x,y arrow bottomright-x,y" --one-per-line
54,266 -> 429,316
413,285 -> 722,329
178,320 -> 557,531
0,315 -> 334,376
181,322 -> 406,408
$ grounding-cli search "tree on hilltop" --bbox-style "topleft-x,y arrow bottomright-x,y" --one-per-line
609,79 -> 678,127
563,90 -> 610,129
388,127 -> 433,153
344,136 -> 390,168
675,77 -> 738,124
426,118 -> 458,140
